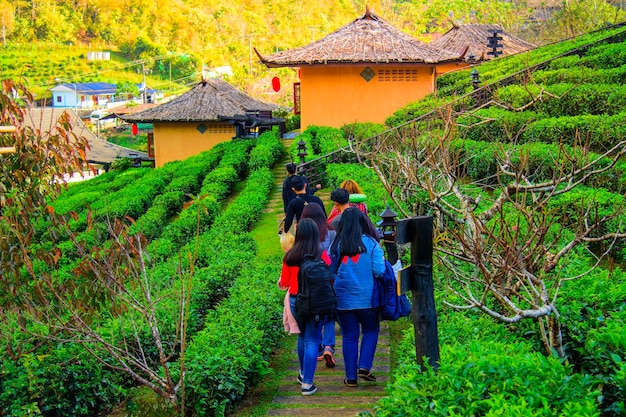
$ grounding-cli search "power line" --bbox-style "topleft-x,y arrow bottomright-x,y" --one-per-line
33,52 -> 193,89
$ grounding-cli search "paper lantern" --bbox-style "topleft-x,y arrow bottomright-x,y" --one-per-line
131,123 -> 138,135
272,76 -> 281,92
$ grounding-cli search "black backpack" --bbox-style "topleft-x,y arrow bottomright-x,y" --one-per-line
295,255 -> 337,319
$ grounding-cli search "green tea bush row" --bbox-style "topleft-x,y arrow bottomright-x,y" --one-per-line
57,168 -> 149,200
89,167 -> 174,222
180,164 -> 281,416
374,308 -> 601,416
495,83 -> 626,116
183,255 -> 284,417
580,42 -> 626,69
457,108 -> 546,143
385,95 -> 450,127
375,339 -> 601,416
248,130 -> 283,171
548,186 -> 626,256
0,345 -> 127,416
448,138 -> 626,193
458,108 -> 626,156
556,257 -> 626,414
155,141 -> 254,253
290,126 -> 346,161
533,65 -> 626,85
523,113 -> 626,153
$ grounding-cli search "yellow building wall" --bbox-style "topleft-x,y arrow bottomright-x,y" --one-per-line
153,122 -> 235,167
299,64 -> 436,130
435,62 -> 470,76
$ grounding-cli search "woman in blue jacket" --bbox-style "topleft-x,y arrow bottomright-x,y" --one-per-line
330,207 -> 385,387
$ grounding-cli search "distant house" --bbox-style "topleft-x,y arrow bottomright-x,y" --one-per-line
430,23 -> 535,74
136,82 -> 165,104
257,8 -> 535,130
256,7 -> 464,130
121,79 -> 280,168
24,107 -> 151,177
50,82 -> 118,109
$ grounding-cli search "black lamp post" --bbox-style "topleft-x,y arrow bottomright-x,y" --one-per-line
297,139 -> 308,165
378,206 -> 399,264
470,68 -> 481,90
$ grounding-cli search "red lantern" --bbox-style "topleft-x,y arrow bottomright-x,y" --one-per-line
131,123 -> 138,135
271,76 -> 281,92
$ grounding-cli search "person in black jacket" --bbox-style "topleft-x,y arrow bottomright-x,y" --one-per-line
284,175 -> 326,233
282,162 -> 320,213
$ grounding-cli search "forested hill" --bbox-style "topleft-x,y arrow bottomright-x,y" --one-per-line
1,0 -> 624,104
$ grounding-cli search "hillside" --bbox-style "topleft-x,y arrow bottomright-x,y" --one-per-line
1,0 -> 625,105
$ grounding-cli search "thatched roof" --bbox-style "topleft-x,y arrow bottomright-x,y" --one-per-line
257,7 -> 461,68
429,23 -> 535,62
24,108 -> 149,165
121,79 -> 278,123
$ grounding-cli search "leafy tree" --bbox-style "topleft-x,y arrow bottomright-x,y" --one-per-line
0,0 -> 15,47
353,82 -> 626,357
116,80 -> 139,99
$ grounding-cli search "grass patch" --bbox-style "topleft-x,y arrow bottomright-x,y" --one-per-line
105,131 -> 148,152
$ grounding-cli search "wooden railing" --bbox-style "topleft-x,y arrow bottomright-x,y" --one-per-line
297,23 -> 626,184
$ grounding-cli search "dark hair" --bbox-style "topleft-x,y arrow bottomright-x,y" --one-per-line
301,203 -> 329,242
285,162 -> 297,175
284,218 -> 322,266
330,207 -> 365,257
291,175 -> 306,191
330,188 -> 349,204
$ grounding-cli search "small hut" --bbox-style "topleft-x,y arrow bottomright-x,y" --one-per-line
430,23 -> 535,73
25,107 -> 149,177
256,7 -> 462,130
122,79 -> 280,167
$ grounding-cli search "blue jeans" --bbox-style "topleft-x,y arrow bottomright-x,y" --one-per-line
322,318 -> 336,351
336,308 -> 380,381
290,297 -> 327,384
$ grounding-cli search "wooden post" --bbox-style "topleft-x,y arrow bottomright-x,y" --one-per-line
397,216 -> 440,371
0,125 -> 17,154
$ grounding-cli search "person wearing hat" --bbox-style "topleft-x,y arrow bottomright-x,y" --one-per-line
283,175 -> 326,233
282,162 -> 321,214
328,188 -> 379,239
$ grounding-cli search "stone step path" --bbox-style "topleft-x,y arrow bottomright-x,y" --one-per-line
265,322 -> 390,416
259,143 -> 389,416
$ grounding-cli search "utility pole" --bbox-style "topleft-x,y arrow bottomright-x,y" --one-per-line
141,62 -> 147,104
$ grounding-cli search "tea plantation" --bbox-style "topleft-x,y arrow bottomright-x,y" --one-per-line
1,23 -> 625,417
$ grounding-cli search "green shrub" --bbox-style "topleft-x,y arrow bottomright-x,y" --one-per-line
375,329 -> 601,416
183,255 -> 284,417
248,131 -> 283,171
457,108 -> 546,143
0,345 -> 126,416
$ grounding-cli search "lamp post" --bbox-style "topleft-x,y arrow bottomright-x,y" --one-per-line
378,206 -> 399,264
297,139 -> 308,165
470,68 -> 481,90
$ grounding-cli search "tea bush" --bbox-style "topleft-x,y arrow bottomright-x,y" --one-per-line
375,320 -> 601,416
183,255 -> 284,417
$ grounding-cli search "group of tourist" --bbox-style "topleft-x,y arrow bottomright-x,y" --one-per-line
278,162 -> 386,396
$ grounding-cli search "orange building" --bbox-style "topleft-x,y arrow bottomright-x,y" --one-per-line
122,79 -> 278,167
257,9 -> 534,130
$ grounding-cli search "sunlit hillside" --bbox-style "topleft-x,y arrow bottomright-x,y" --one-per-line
1,0 -> 624,105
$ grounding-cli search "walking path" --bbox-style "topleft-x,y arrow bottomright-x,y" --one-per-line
252,143 -> 390,416
265,323 -> 390,416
